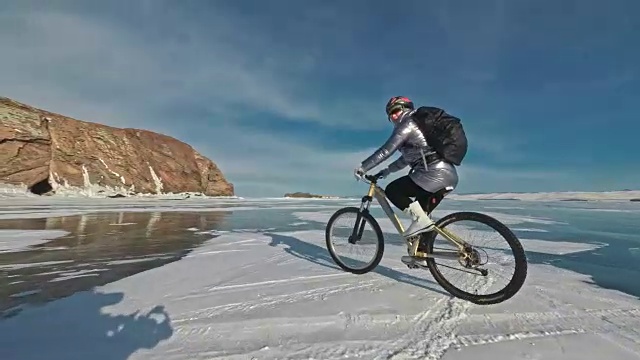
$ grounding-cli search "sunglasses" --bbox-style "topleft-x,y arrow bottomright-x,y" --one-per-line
387,105 -> 404,122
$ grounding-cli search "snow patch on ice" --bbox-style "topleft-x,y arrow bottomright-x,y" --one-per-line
10,289 -> 41,298
467,211 -> 566,225
104,256 -> 176,266
0,260 -> 75,271
49,269 -> 109,282
513,228 -> 549,233
0,230 -> 69,253
195,229 -> 228,237
520,238 -> 605,255
0,226 -> 639,359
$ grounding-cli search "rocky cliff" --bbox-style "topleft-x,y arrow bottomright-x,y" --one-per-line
0,97 -> 234,196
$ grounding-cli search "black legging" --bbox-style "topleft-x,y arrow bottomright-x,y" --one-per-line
385,175 -> 436,213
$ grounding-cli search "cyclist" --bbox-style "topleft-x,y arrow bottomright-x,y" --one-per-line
354,96 -> 459,241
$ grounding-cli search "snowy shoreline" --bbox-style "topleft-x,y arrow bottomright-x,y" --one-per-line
445,190 -> 640,202
3,182 -> 639,202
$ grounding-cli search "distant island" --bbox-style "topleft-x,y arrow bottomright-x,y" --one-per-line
284,192 -> 341,199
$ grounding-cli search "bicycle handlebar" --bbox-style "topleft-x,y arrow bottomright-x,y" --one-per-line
361,172 -> 385,184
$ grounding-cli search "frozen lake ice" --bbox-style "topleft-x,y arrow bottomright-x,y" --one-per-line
0,196 -> 639,359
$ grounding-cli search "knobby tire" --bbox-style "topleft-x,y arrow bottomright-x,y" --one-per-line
325,207 -> 385,274
422,211 -> 528,305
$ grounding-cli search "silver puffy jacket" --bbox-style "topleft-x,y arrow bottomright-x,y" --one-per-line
360,109 -> 459,193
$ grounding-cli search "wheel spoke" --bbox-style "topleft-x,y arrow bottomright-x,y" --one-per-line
423,211 -> 528,305
433,261 -> 487,276
325,207 -> 384,275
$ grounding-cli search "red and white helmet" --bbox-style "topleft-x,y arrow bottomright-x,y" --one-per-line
385,96 -> 414,122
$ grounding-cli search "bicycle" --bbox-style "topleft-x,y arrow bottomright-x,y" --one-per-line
324,172 -> 528,305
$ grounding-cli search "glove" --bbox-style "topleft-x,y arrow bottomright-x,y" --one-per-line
375,168 -> 391,179
353,166 -> 365,181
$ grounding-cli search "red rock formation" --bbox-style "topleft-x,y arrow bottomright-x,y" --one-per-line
0,97 -> 234,196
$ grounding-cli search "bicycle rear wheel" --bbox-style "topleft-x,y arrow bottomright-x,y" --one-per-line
325,207 -> 384,274
422,211 -> 528,305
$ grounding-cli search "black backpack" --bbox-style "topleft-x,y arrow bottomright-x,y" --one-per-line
411,106 -> 468,166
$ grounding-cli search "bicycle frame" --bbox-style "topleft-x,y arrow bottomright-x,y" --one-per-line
354,175 -> 469,261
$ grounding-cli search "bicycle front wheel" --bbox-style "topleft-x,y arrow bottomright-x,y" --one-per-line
325,207 -> 384,274
422,211 -> 528,305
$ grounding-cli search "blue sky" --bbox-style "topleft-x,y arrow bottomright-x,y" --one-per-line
1,0 -> 638,197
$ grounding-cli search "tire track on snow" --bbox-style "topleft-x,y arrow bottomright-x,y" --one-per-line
173,279 -> 383,334
376,270 -> 496,359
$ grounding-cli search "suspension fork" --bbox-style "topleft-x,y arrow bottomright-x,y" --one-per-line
349,182 -> 376,244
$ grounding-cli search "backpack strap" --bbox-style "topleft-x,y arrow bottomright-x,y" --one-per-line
420,148 -> 428,171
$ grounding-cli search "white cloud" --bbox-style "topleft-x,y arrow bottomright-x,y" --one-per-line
0,4 -> 570,197
190,123 -> 381,196
0,5 -> 395,197
193,121 -> 567,197
0,8 -> 385,131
